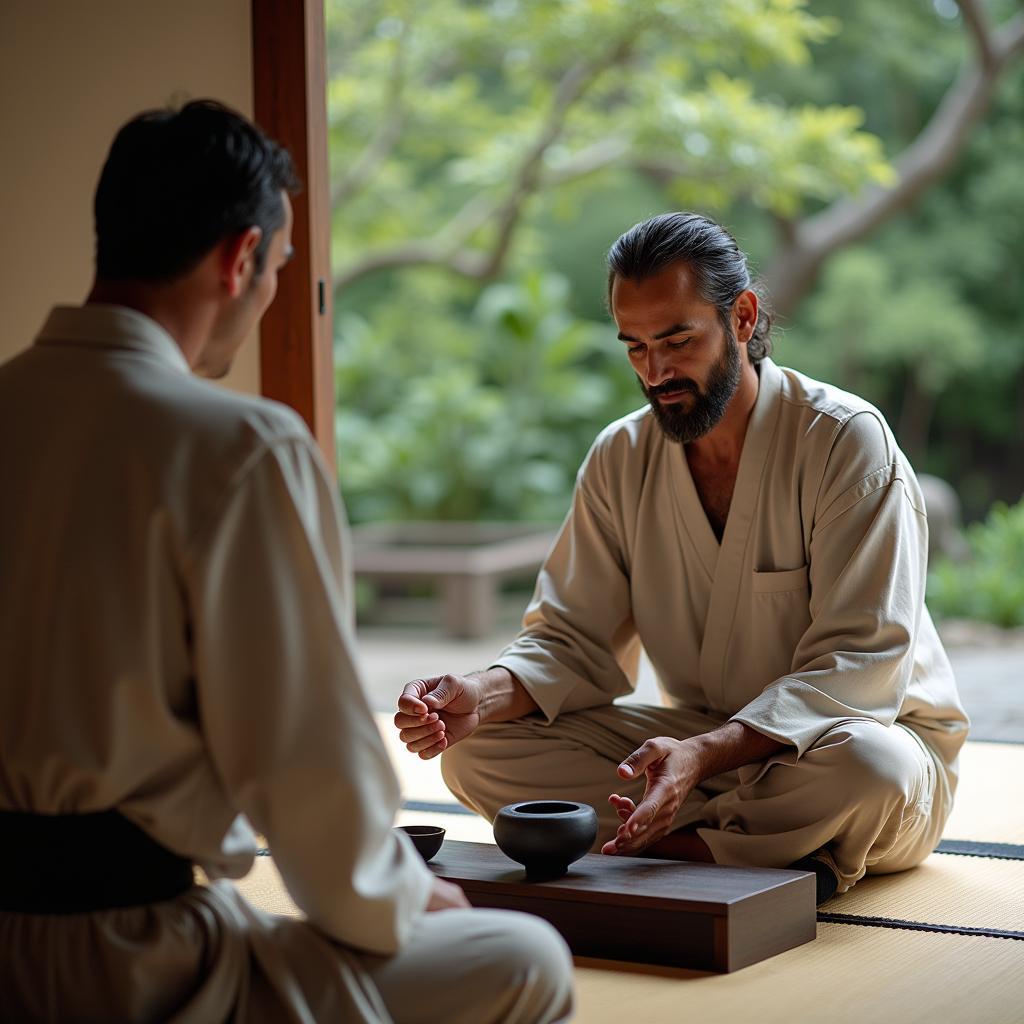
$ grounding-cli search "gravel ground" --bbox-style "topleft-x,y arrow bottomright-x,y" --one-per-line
941,620 -> 1024,742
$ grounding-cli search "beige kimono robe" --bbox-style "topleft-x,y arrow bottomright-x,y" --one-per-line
444,357 -> 969,889
0,306 -> 572,1023
499,357 -> 966,757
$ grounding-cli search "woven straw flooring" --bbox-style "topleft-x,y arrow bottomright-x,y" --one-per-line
237,730 -> 1024,1023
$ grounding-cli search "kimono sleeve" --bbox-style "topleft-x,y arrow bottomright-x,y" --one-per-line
493,445 -> 639,722
187,431 -> 432,955
731,412 -> 929,757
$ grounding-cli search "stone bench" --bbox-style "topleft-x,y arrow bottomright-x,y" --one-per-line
350,522 -> 558,638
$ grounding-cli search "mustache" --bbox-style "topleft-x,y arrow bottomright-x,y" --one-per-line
644,378 -> 700,398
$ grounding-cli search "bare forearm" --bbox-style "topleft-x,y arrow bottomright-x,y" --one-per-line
467,666 -> 539,723
690,721 -> 787,782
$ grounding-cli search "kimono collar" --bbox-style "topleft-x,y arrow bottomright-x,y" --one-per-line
34,304 -> 192,376
749,356 -> 783,434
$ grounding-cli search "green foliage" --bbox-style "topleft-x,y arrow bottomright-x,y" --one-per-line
708,0 -> 1024,520
928,500 -> 1024,629
783,247 -> 985,381
336,270 -> 637,523
327,0 -> 891,278
327,0 -> 1024,531
328,0 -> 902,526
764,3 -> 1024,515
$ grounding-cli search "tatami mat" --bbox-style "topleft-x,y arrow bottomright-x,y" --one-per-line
573,924 -> 1024,1024
241,725 -> 1024,1022
236,857 -> 299,918
825,854 -> 1024,933
236,861 -> 1024,1024
942,741 -> 1024,844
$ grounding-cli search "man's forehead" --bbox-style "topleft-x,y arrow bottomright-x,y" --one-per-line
613,262 -> 699,299
611,263 -> 712,327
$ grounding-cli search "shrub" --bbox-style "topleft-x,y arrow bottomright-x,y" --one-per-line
334,270 -> 639,524
927,498 -> 1024,628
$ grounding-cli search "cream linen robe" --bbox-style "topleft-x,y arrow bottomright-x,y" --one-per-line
0,306 -> 572,1024
443,358 -> 969,892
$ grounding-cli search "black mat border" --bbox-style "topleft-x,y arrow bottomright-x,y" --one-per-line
935,839 -> 1024,860
817,912 -> 1024,941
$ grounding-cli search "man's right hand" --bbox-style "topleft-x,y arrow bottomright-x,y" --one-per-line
425,875 -> 471,912
394,673 -> 483,760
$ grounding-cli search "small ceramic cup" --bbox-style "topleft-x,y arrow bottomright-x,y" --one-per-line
395,824 -> 446,862
493,800 -> 598,881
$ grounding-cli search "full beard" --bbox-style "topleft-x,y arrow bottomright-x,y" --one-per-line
641,327 -> 742,444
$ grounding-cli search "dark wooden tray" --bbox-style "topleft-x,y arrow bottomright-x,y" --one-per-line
430,840 -> 816,972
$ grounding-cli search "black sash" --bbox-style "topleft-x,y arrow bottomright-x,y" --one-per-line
0,810 -> 195,914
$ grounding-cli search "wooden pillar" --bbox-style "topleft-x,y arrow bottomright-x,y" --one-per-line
252,0 -> 336,471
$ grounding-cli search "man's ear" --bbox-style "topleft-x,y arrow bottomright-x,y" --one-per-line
220,226 -> 263,299
733,289 -> 759,344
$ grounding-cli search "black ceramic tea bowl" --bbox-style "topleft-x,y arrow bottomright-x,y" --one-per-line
395,824 -> 446,863
493,800 -> 598,881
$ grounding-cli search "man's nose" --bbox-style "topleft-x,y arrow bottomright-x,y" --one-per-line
644,348 -> 676,389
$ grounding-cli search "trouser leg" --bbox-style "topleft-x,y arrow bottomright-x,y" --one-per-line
0,889 -> 573,1024
444,707 -> 949,894
358,909 -> 574,1024
226,890 -> 574,1024
698,720 -> 946,892
441,703 -> 726,847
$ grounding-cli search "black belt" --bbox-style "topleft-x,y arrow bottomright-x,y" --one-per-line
0,810 -> 195,914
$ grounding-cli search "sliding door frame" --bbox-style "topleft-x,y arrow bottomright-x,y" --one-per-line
252,0 -> 336,470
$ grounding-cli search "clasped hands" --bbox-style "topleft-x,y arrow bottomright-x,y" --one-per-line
394,672 -> 705,857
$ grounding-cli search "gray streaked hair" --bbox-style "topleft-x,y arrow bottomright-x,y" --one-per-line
607,212 -> 773,363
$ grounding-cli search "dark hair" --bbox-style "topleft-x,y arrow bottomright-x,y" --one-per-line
606,212 -> 773,362
94,99 -> 299,283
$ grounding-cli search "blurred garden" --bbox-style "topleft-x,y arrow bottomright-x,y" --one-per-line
325,0 -> 1024,627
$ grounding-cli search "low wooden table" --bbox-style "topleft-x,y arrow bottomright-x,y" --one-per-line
430,840 -> 816,972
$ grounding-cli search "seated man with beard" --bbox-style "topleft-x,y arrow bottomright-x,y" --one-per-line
393,212 -> 969,904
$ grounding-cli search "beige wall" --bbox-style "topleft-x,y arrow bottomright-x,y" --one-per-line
0,0 -> 261,394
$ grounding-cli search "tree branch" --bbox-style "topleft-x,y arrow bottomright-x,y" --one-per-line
957,0 -> 997,70
330,23 -> 409,208
435,138 -> 631,243
763,8 -> 1024,317
333,40 -> 634,293
542,136 -> 632,185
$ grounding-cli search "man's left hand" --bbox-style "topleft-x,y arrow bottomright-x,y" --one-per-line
601,736 -> 703,856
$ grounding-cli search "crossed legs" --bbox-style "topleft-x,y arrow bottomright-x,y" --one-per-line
441,703 -> 950,893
